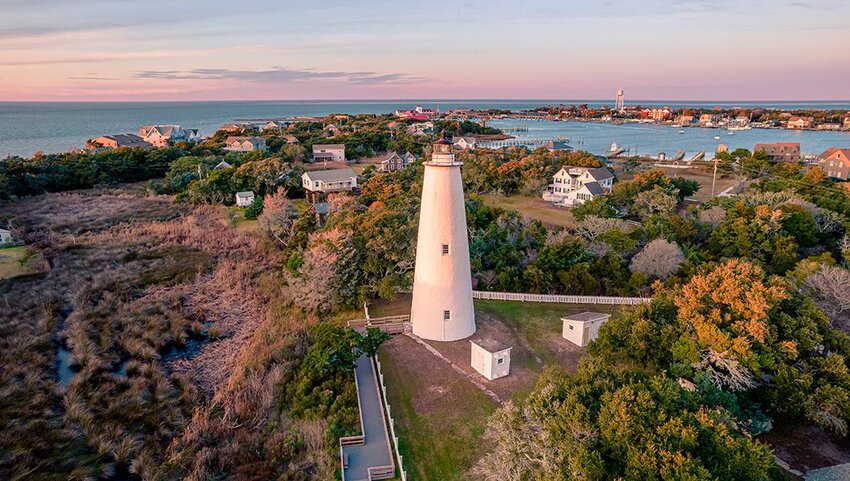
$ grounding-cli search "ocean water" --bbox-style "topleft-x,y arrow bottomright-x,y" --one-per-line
489,119 -> 850,159
1,100 -> 849,158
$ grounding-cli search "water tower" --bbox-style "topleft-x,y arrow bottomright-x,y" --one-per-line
410,132 -> 476,341
616,89 -> 625,112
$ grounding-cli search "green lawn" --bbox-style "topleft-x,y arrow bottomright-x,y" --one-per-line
0,246 -> 37,280
224,206 -> 260,233
480,193 -> 579,228
379,335 -> 497,481
474,300 -> 621,367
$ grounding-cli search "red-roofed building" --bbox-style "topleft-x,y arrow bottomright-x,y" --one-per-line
754,142 -> 800,162
786,116 -> 814,130
640,108 -> 672,121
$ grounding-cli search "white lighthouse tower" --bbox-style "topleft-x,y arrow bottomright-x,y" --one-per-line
410,132 -> 476,341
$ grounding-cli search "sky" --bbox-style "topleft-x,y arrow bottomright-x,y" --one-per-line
1,0 -> 849,102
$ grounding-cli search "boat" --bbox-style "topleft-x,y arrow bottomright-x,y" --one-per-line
728,131 -> 735,135
678,129 -> 685,134
714,135 -> 721,140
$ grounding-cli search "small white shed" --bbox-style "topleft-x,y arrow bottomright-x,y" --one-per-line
235,191 -> 255,207
470,339 -> 511,381
562,312 -> 611,347
0,229 -> 12,244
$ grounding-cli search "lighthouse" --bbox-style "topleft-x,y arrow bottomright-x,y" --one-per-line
410,132 -> 476,341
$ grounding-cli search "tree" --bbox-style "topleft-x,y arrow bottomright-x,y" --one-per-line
243,196 -> 263,220
472,365 -> 776,481
805,265 -> 850,317
358,328 -> 390,357
629,239 -> 685,280
258,189 -> 299,247
632,186 -> 678,219
575,216 -> 629,242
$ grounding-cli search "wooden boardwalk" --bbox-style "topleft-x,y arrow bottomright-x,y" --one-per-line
340,355 -> 395,481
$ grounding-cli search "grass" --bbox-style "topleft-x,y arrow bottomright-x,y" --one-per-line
375,298 -> 627,479
379,335 -> 497,481
224,205 -> 260,233
617,165 -> 742,203
480,193 -> 579,228
0,245 -> 37,280
474,300 -> 621,367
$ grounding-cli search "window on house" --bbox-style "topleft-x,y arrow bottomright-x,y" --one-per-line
442,244 -> 450,255
443,310 -> 451,321
497,358 -> 504,364
569,325 -> 574,330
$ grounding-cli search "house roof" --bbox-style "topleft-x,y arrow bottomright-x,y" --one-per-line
97,133 -> 151,148
313,144 -> 345,151
235,191 -> 254,199
585,167 -> 614,181
562,311 -> 611,323
819,148 -> 850,160
755,142 -> 800,151
471,338 -> 511,353
452,136 -> 476,144
581,182 -> 605,196
225,136 -> 264,145
303,168 -> 357,183
214,161 -> 232,169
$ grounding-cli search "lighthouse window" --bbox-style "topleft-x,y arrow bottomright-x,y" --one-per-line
443,310 -> 451,321
441,244 -> 450,255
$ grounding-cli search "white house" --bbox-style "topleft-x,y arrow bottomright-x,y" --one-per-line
543,166 -> 614,206
452,136 -> 477,150
301,168 -> 358,201
235,191 -> 255,207
312,144 -> 346,163
138,125 -> 198,146
470,339 -> 511,381
562,312 -> 612,347
380,151 -> 417,172
0,228 -> 13,245
224,136 -> 267,152
408,122 -> 434,136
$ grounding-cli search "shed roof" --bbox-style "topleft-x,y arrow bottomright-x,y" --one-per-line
471,338 -> 511,353
562,311 -> 611,323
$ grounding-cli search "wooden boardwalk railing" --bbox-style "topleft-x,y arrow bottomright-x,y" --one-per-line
347,315 -> 411,335
472,290 -> 651,305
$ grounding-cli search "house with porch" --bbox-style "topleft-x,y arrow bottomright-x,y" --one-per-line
301,168 -> 358,202
542,166 -> 614,206
312,144 -> 346,163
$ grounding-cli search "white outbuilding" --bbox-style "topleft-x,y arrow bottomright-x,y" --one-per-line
470,339 -> 511,381
0,229 -> 12,245
235,191 -> 255,207
562,312 -> 611,347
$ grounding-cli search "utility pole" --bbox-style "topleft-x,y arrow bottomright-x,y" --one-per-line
711,157 -> 719,197
198,164 -> 203,180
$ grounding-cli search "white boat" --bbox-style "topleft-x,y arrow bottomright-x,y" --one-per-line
678,129 -> 685,134
728,131 -> 735,135
714,135 -> 721,140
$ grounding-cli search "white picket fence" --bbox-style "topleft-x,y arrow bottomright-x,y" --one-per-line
472,290 -> 651,305
374,357 -> 408,481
